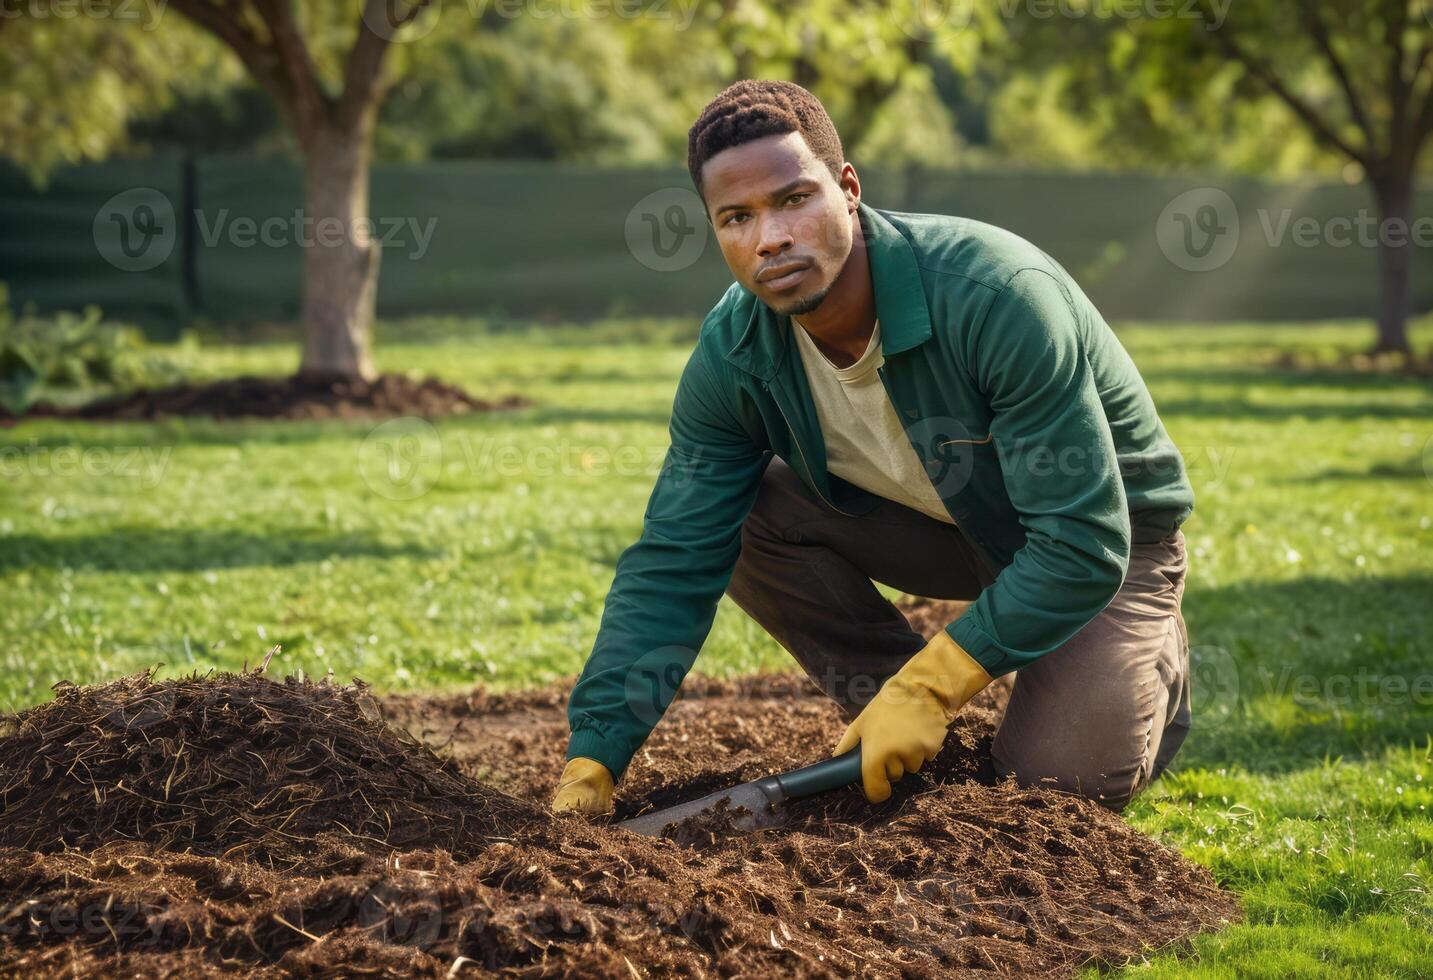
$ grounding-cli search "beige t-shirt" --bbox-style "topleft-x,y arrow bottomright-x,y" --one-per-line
792,318 -> 954,524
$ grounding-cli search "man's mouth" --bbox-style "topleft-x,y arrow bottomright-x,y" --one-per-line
757,262 -> 811,291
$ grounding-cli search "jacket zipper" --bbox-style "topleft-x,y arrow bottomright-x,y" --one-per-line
764,380 -> 858,518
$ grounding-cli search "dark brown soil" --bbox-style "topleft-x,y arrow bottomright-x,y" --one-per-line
0,601 -> 1239,977
7,373 -> 527,423
0,671 -> 543,870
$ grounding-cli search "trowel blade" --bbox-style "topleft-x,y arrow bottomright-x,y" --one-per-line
616,780 -> 786,838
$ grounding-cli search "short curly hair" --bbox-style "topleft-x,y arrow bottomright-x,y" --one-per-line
687,80 -> 845,199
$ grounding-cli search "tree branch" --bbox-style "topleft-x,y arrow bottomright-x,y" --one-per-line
1301,1 -> 1377,152
338,0 -> 434,130
167,0 -> 285,103
1410,59 -> 1433,153
1383,0 -> 1411,163
250,0 -> 331,134
1196,2 -> 1372,170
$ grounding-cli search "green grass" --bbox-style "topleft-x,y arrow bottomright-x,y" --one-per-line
2,316 -> 1431,976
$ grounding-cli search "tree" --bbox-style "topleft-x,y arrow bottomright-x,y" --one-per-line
1198,1 -> 1433,354
987,1 -> 1433,355
1,0 -> 950,378
161,0 -> 440,381
2,0 -> 438,381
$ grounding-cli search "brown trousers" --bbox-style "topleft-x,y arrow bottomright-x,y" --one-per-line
724,457 -> 1191,811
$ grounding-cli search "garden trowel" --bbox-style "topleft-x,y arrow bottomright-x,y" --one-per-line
616,746 -> 862,837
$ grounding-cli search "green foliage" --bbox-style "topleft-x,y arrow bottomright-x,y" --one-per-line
370,1 -> 973,167
851,67 -> 964,169
0,294 -> 188,412
2,2 -> 982,174
987,1 -> 1433,179
0,9 -> 231,179
377,16 -> 682,164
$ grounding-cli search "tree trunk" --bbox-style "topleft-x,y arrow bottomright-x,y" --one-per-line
298,118 -> 379,382
1371,174 -> 1414,356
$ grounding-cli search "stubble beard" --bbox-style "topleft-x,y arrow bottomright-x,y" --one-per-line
771,282 -> 833,318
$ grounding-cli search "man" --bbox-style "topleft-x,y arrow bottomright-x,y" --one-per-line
553,80 -> 1194,815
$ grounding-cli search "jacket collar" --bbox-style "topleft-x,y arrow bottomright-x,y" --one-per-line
724,202 -> 933,381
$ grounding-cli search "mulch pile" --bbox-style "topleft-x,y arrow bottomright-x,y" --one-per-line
0,610 -> 1239,977
11,374 -> 527,422
0,670 -> 542,870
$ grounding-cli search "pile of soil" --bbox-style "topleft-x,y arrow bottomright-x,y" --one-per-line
11,374 -> 527,422
0,670 -> 543,869
0,605 -> 1239,977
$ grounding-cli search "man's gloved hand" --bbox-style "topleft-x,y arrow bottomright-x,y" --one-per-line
832,631 -> 993,803
551,757 -> 615,815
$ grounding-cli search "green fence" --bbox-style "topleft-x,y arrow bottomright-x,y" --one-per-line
2,157 -> 1429,331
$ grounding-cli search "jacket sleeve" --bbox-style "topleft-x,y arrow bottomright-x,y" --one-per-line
947,268 -> 1131,676
565,341 -> 769,780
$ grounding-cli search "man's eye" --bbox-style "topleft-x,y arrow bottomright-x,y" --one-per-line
785,193 -> 810,205
726,213 -> 750,225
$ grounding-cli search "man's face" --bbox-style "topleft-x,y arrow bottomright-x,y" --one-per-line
700,132 -> 858,317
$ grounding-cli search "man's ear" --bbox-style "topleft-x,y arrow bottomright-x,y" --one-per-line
839,162 -> 861,213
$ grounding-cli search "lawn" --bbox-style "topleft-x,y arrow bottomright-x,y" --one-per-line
1,317 -> 1430,976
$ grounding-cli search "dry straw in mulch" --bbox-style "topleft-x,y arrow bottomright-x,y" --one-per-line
0,664 -> 1240,977
0,667 -> 543,868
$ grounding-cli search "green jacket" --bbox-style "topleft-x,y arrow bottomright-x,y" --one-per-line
566,202 -> 1192,780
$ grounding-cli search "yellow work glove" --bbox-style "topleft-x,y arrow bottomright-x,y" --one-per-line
832,631 -> 993,803
551,757 -> 615,816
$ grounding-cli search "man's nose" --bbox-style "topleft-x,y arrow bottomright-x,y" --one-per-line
756,215 -> 795,258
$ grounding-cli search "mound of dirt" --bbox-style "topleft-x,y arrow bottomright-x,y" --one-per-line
0,606 -> 1239,976
13,373 -> 527,422
0,670 -> 543,869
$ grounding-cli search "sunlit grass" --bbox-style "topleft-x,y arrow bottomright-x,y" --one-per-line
2,315 -> 1431,976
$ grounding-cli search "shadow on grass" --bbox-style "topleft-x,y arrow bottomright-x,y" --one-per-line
1176,573 -> 1433,774
1142,364 -> 1433,392
1,403 -> 673,452
1293,455 -> 1431,482
0,528 -> 439,573
1156,397 -> 1428,422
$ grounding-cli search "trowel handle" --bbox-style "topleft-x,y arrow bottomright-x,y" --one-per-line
770,746 -> 862,800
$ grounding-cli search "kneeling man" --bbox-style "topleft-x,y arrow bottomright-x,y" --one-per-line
554,80 -> 1194,815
